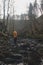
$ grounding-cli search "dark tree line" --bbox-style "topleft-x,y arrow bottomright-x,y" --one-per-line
27,0 -> 43,36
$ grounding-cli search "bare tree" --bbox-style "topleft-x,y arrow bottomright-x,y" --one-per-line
13,7 -> 15,31
6,0 -> 10,29
28,3 -> 33,19
41,0 -> 43,12
3,0 -> 6,25
7,0 -> 15,33
33,0 -> 41,34
0,6 -> 1,19
37,0 -> 43,14
33,0 -> 38,17
2,0 -> 7,32
28,3 -> 34,34
28,0 -> 40,35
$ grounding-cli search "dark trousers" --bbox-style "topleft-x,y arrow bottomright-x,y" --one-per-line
14,37 -> 17,45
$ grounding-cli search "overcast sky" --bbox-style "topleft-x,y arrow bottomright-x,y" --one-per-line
0,0 -> 41,17
14,0 -> 40,15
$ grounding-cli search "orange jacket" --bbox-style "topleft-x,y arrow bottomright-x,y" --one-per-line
13,31 -> 17,38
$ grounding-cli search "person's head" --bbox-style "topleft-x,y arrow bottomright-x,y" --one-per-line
14,31 -> 17,32
13,31 -> 17,38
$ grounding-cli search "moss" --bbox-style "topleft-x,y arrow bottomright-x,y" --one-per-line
28,34 -> 43,39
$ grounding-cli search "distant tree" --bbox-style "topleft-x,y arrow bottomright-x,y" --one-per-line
28,1 -> 40,35
12,7 -> 15,31
33,0 -> 38,17
28,3 -> 33,20
20,14 -> 24,20
7,0 -> 10,24
41,0 -> 43,14
2,0 -> 7,32
28,3 -> 34,34
6,0 -> 10,31
3,0 -> 6,25
0,5 -> 1,19
32,0 -> 40,34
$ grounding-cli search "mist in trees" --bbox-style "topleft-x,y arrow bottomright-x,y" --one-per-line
0,0 -> 43,38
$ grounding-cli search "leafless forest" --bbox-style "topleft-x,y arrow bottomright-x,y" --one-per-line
0,0 -> 43,65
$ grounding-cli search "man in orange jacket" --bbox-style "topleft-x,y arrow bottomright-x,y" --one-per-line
13,31 -> 17,45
